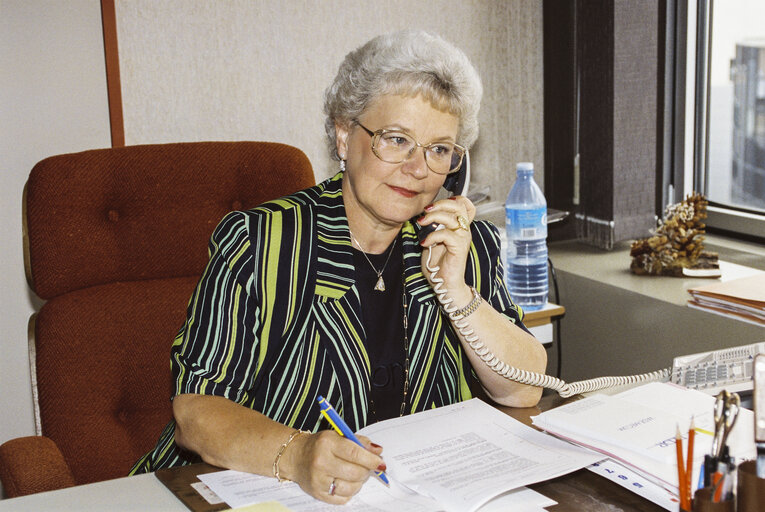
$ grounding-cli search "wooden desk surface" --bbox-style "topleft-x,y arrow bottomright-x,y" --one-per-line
157,393 -> 666,512
522,303 -> 566,328
0,394 -> 663,511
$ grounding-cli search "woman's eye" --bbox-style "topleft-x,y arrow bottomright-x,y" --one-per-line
429,144 -> 452,157
383,134 -> 411,147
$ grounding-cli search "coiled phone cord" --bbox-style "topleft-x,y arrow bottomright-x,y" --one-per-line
424,247 -> 670,398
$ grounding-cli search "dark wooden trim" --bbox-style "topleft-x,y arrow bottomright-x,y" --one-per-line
543,0 -> 661,248
101,0 -> 124,147
543,0 -> 578,242
577,0 -> 615,224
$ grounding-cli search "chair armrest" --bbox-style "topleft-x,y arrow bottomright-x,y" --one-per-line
0,435 -> 76,498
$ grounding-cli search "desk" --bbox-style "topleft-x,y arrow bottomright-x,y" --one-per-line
523,303 -> 565,346
0,472 -> 187,511
0,394 -> 662,512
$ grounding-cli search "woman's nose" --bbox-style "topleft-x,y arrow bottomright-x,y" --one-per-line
400,148 -> 429,178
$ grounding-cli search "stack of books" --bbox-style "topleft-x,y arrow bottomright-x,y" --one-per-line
687,272 -> 765,326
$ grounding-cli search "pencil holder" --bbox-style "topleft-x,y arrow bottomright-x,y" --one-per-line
691,487 -> 733,512
737,460 -> 765,512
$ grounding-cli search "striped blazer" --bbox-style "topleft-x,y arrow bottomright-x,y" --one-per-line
131,172 -> 526,473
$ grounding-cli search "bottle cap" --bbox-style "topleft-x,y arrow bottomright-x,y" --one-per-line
516,162 -> 534,172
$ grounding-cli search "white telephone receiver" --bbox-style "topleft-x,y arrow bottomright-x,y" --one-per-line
420,151 -> 669,397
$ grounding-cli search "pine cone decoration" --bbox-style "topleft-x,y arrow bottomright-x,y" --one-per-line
630,193 -> 718,276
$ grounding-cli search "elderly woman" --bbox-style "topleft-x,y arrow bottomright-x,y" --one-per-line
131,29 -> 546,504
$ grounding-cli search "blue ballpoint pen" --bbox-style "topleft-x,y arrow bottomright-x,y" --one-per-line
316,396 -> 390,485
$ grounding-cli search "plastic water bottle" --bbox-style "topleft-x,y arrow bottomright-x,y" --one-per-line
505,162 -> 548,311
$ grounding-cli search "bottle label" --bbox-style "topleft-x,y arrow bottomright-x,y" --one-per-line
505,207 -> 547,240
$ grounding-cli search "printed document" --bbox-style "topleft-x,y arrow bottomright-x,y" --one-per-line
198,472 -> 555,512
199,398 -> 601,511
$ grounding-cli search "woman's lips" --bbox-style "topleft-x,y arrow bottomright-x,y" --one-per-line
389,185 -> 418,198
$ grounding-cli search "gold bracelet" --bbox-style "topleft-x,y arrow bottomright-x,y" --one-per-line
272,429 -> 309,483
453,287 -> 482,318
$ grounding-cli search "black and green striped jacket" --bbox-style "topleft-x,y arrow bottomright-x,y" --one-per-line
130,172 -> 526,473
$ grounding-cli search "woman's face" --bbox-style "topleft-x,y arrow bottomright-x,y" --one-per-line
336,94 -> 460,232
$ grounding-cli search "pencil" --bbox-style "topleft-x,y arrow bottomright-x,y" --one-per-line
686,417 -> 695,507
676,424 -> 687,510
712,471 -> 724,503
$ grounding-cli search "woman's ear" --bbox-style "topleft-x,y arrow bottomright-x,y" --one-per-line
335,121 -> 350,160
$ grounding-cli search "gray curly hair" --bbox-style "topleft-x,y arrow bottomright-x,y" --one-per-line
323,29 -> 483,160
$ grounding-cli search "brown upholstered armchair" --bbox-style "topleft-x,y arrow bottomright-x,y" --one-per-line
0,142 -> 315,498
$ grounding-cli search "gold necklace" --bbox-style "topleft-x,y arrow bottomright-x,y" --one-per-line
400,280 -> 410,416
349,231 -> 397,292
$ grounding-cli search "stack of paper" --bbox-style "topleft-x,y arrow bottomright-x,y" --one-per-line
687,272 -> 765,326
198,399 -> 603,512
531,382 -> 755,508
198,472 -> 557,512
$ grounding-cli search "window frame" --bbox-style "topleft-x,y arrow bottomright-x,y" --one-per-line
681,0 -> 765,240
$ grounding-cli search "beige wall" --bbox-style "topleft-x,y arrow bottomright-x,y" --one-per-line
0,0 -> 112,469
0,0 -> 543,482
115,0 -> 544,195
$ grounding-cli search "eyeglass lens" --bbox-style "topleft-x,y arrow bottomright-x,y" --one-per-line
374,131 -> 463,174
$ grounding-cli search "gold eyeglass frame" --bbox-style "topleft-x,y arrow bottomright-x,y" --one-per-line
353,120 -> 465,175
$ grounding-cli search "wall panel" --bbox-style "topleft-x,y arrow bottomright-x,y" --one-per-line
115,0 -> 544,196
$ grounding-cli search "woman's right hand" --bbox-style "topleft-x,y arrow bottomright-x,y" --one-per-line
173,395 -> 385,504
283,431 -> 386,504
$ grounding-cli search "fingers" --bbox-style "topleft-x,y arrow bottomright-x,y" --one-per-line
421,195 -> 474,225
333,435 -> 386,477
356,435 -> 384,456
296,431 -> 385,504
417,196 -> 475,292
316,476 -> 361,505
325,477 -> 357,503
417,196 -> 475,246
326,476 -> 363,500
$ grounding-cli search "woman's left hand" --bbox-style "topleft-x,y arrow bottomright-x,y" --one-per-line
417,196 -> 547,408
417,196 -> 475,296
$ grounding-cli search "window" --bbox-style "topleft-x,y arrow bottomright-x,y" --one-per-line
686,0 -> 765,238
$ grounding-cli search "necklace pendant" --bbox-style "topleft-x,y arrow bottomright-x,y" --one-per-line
374,274 -> 386,292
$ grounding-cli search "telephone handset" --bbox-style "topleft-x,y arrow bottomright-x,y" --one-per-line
441,148 -> 471,198
418,151 -> 471,242
418,151 -> 669,397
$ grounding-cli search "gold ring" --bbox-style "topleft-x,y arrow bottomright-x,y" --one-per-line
328,479 -> 337,496
456,215 -> 469,231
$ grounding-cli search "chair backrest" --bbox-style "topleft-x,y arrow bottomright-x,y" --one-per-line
23,141 -> 315,485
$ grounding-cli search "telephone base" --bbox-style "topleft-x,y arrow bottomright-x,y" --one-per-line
671,341 -> 765,396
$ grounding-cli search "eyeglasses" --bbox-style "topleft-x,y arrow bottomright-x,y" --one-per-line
354,121 -> 466,175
